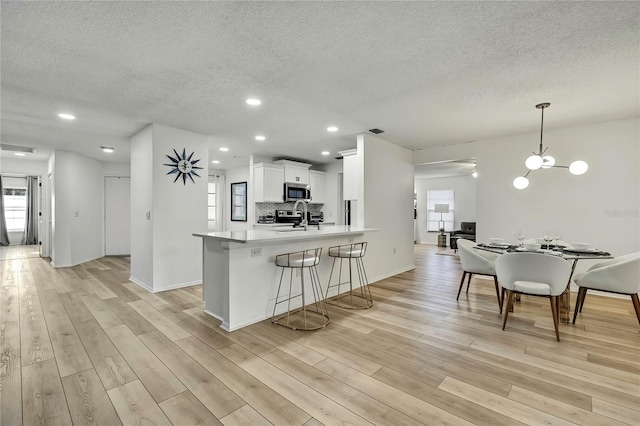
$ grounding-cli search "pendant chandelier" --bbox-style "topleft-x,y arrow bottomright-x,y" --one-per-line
513,103 -> 588,190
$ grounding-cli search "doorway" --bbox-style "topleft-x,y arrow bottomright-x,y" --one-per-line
105,176 -> 131,255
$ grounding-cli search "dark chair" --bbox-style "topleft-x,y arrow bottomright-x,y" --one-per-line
450,222 -> 476,251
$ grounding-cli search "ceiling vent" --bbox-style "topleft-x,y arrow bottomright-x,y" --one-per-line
368,128 -> 385,134
1,144 -> 36,153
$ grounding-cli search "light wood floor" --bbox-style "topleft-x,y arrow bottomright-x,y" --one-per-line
0,244 -> 40,261
1,245 -> 638,425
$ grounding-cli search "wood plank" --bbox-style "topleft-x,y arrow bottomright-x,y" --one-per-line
139,330 -> 244,418
0,273 -> 22,426
59,292 -> 94,324
107,380 -> 172,426
74,320 -> 137,390
22,358 -> 73,425
263,349 -> 425,426
244,322 -> 327,366
220,405 -> 271,426
438,376 -> 575,426
591,398 -> 640,426
19,276 -> 54,366
177,336 -> 311,426
218,343 -> 375,426
103,298 -> 156,335
61,368 -> 123,426
38,288 -> 68,320
177,316 -> 234,349
128,300 -> 190,341
159,391 -> 223,426
85,268 -> 140,302
314,357 -> 474,426
46,314 -> 93,377
508,385 -> 626,426
105,324 -> 186,402
79,293 -> 123,329
82,277 -> 118,300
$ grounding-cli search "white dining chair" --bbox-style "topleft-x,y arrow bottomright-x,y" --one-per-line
496,252 -> 572,341
456,238 -> 503,312
572,252 -> 640,325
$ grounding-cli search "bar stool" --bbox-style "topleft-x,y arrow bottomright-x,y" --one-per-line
325,242 -> 373,309
272,247 -> 329,330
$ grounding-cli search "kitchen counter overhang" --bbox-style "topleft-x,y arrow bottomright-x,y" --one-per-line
193,226 -> 377,331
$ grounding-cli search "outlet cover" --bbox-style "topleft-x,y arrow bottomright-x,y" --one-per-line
251,248 -> 262,257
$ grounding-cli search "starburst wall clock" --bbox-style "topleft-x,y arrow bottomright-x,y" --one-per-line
163,148 -> 203,184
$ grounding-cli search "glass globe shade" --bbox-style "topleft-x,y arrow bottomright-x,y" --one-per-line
525,155 -> 543,170
541,155 -> 555,168
569,160 -> 588,175
513,176 -> 529,190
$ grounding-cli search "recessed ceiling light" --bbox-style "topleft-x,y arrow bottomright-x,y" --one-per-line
321,151 -> 330,156
14,152 -> 26,156
219,147 -> 229,152
246,98 -> 261,106
327,126 -> 338,132
101,146 -> 114,153
212,160 -> 220,164
58,113 -> 76,120
255,135 -> 266,141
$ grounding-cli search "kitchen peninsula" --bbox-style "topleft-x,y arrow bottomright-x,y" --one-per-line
194,225 -> 376,331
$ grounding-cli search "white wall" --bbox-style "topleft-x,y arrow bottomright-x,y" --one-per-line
224,165 -> 251,232
318,160 -> 342,224
130,125 -> 154,287
104,162 -> 131,176
414,117 -> 640,274
50,151 -> 104,267
359,133 -> 415,281
415,175 -> 477,244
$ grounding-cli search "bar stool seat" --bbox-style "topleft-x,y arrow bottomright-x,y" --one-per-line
325,242 -> 373,309
272,248 -> 329,331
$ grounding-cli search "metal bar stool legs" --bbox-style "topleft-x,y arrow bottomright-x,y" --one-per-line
325,242 -> 373,309
272,248 -> 329,330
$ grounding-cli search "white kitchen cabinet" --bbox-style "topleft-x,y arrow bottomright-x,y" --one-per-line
253,163 -> 284,202
309,170 -> 326,204
276,160 -> 311,184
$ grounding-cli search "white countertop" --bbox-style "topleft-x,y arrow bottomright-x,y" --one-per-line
194,225 -> 376,243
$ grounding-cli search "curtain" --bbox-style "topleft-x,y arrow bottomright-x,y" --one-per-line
0,177 -> 9,246
22,176 -> 38,245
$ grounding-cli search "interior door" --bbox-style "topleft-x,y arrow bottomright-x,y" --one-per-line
105,176 -> 131,255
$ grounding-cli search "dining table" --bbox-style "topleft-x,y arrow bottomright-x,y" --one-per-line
474,243 -> 613,323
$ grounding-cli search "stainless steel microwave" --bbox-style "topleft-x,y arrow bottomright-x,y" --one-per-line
284,182 -> 311,202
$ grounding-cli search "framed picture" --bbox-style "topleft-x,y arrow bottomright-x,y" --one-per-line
230,181 -> 247,222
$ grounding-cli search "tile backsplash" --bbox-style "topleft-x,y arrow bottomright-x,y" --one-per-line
256,202 -> 323,218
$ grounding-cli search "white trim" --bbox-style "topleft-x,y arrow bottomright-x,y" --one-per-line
368,265 -> 416,284
51,255 -> 101,268
204,308 -> 223,322
152,280 -> 201,293
129,276 -> 153,292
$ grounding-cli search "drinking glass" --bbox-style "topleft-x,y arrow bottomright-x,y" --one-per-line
515,229 -> 525,247
543,232 -> 554,249
553,229 -> 563,247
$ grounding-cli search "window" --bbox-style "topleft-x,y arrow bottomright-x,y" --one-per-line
208,182 -> 216,230
3,187 -> 27,232
427,190 -> 454,232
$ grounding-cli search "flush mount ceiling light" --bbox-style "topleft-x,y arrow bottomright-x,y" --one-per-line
327,126 -> 338,132
58,113 -> 76,120
513,103 -> 588,190
321,151 -> 330,156
219,147 -> 229,152
101,146 -> 114,153
14,152 -> 26,156
212,160 -> 220,164
255,135 -> 266,141
246,98 -> 261,106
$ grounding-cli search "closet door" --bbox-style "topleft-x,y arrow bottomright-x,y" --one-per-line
105,177 -> 130,255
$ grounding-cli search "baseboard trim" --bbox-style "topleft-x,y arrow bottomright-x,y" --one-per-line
369,264 -> 416,284
129,276 -> 153,292
152,280 -> 201,293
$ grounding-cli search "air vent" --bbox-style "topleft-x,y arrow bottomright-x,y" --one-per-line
1,144 -> 36,153
368,128 -> 384,134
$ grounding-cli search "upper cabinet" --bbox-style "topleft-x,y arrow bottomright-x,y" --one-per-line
340,149 -> 359,200
309,170 -> 326,204
276,160 -> 311,184
253,163 -> 284,202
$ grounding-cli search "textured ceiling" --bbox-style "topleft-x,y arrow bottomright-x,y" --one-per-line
1,1 -> 638,170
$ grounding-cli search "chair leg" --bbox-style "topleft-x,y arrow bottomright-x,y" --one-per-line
631,294 -> 640,325
466,273 -> 473,294
493,276 -> 502,313
502,290 -> 514,330
579,288 -> 588,312
501,287 -> 507,314
550,296 -> 560,342
572,287 -> 586,324
456,272 -> 467,301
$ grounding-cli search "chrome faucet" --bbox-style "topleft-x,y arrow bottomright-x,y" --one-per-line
293,199 -> 308,230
